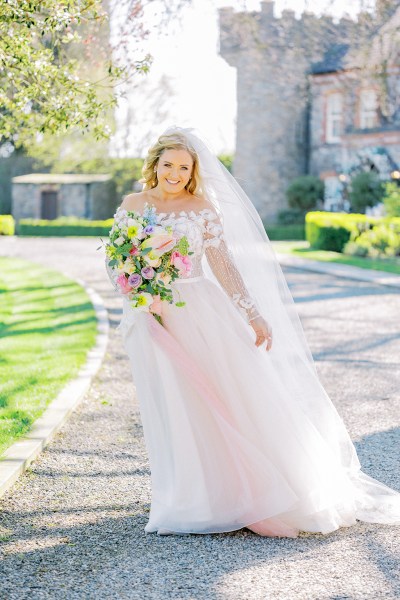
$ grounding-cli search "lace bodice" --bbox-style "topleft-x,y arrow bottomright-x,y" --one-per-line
109,203 -> 260,323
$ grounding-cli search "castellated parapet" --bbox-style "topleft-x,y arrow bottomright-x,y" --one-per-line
219,1 -> 371,222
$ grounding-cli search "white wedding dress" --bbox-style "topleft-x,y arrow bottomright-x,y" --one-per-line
109,204 -> 400,537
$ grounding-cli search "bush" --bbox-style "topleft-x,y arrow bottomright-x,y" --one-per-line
0,215 -> 15,235
348,171 -> 384,213
344,224 -> 400,258
286,176 -> 324,211
265,224 -> 305,241
218,154 -> 233,173
383,182 -> 400,217
277,208 -> 305,225
306,211 -> 400,255
305,212 -> 357,251
18,217 -> 113,237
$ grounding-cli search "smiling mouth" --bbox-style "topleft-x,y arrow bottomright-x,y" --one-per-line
166,179 -> 180,185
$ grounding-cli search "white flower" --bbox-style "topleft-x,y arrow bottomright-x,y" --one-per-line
114,236 -> 125,246
132,292 -> 153,312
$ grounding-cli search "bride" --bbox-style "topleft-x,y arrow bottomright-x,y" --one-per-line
106,126 -> 400,538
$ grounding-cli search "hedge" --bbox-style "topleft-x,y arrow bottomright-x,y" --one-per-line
18,217 -> 113,237
265,224 -> 305,241
305,211 -> 400,252
0,215 -> 15,235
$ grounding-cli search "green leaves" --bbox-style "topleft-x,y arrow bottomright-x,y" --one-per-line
177,235 -> 189,255
0,0 -> 146,147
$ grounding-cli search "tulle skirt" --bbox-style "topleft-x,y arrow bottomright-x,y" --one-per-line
119,275 -> 400,537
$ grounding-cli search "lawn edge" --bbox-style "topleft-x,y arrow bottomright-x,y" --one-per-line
0,279 -> 109,498
276,252 -> 400,289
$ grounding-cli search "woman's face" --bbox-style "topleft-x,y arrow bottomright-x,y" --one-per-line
155,148 -> 193,194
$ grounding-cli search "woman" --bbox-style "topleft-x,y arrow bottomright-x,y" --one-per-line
106,126 -> 400,538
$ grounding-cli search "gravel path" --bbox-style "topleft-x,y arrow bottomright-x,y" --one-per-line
0,237 -> 399,600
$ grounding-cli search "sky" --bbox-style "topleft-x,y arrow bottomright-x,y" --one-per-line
110,0 -> 372,157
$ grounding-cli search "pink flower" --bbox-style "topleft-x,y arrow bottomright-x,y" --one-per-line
141,233 -> 176,256
129,245 -> 139,256
128,273 -> 142,288
170,251 -> 192,276
141,266 -> 155,279
149,294 -> 163,316
116,273 -> 133,294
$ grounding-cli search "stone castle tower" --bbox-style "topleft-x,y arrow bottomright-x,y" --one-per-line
219,1 -> 373,222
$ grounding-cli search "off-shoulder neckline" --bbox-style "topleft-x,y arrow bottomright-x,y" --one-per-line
115,201 -> 216,218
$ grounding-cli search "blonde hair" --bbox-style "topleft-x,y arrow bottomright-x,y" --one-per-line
140,133 -> 203,195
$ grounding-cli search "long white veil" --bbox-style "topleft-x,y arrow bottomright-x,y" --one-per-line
159,125 -> 400,523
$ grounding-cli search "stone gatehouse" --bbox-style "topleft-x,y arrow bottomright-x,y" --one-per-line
11,173 -> 116,222
219,1 -> 400,222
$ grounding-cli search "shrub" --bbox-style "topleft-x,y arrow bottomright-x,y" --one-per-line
277,208 -> 305,225
0,215 -> 15,235
286,176 -> 324,211
348,172 -> 384,213
344,224 -> 400,258
18,217 -> 113,237
305,212 -> 357,251
218,154 -> 233,173
265,224 -> 305,241
383,182 -> 400,217
306,211 -> 400,255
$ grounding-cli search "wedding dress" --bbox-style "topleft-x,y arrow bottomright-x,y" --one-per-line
107,200 -> 400,537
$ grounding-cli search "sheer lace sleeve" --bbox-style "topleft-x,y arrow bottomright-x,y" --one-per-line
200,209 -> 261,324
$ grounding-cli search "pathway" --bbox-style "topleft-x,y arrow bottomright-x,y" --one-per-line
0,237 -> 399,600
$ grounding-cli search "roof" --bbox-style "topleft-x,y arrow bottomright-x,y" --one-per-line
311,43 -> 351,74
311,5 -> 400,75
12,173 -> 111,185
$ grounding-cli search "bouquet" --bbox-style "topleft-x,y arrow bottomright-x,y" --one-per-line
104,205 -> 193,325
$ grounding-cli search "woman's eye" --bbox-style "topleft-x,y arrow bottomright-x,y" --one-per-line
182,167 -> 188,170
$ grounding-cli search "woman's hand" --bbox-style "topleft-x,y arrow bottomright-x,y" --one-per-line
249,315 -> 273,351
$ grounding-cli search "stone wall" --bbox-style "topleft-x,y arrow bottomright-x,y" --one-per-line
11,177 -> 116,221
219,1 -> 368,222
11,184 -> 40,221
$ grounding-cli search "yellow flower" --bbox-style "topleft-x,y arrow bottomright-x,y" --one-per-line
127,219 -> 144,240
132,292 -> 153,311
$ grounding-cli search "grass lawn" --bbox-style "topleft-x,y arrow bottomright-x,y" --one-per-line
0,257 -> 97,456
272,241 -> 400,276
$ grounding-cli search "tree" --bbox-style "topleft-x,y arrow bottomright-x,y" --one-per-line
0,0 -> 151,148
286,176 -> 324,211
348,171 -> 385,213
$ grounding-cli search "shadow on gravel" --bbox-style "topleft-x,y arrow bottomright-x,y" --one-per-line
354,426 -> 400,490
0,508 -> 398,600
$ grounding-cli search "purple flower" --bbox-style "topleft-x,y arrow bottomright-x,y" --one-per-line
128,273 -> 143,288
141,266 -> 155,279
144,224 -> 155,235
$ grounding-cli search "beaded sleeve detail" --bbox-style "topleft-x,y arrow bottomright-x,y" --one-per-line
198,209 -> 261,324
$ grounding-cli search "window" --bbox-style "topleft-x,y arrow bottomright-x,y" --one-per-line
326,93 -> 343,143
359,89 -> 378,129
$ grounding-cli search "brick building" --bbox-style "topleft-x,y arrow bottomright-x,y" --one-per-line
219,1 -> 400,222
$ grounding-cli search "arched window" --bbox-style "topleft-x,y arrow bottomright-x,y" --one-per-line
326,92 -> 343,143
359,89 -> 378,129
